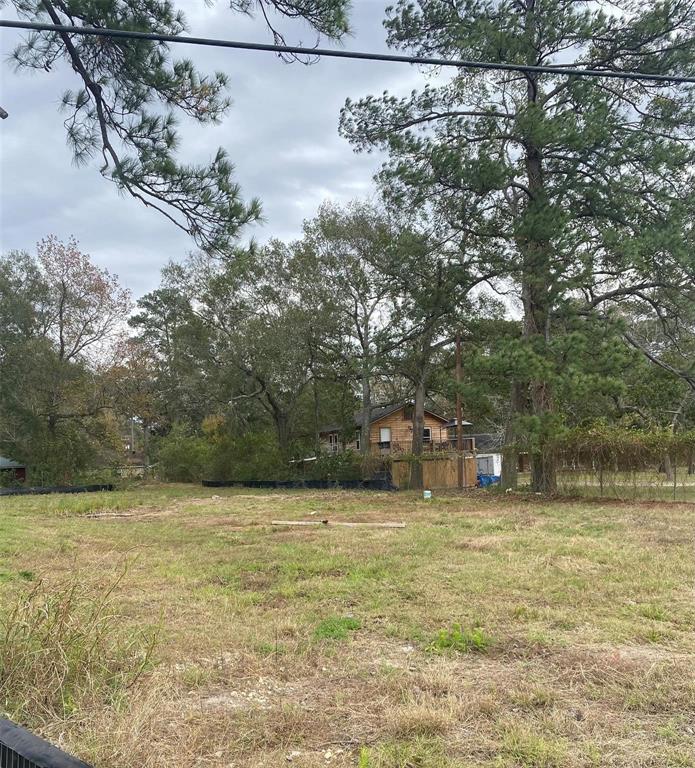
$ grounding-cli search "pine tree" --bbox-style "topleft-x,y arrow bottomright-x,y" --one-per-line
9,0 -> 351,252
341,0 -> 695,491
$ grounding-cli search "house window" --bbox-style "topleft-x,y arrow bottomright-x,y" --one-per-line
355,430 -> 361,451
379,427 -> 391,446
423,427 -> 432,443
328,433 -> 339,453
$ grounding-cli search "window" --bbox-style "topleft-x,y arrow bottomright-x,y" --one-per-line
423,427 -> 432,443
379,427 -> 391,445
355,430 -> 361,451
328,432 -> 339,453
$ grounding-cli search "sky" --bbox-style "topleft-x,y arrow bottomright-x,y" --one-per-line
0,1 -> 434,297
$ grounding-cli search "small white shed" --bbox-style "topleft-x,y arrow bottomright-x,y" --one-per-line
470,433 -> 504,477
476,453 -> 502,476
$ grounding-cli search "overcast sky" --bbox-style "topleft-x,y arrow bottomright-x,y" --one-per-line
0,1 -> 435,297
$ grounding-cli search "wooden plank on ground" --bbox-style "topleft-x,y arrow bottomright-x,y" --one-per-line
271,519 -> 406,528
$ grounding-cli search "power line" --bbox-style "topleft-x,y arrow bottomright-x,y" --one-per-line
1,18 -> 695,84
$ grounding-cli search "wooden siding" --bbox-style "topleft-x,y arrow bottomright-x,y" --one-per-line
320,406 -> 451,455
365,407 -> 449,453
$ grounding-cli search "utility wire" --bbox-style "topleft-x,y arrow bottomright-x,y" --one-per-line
1,18 -> 695,84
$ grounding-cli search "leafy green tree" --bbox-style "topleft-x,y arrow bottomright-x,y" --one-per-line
297,201 -> 408,456
130,287 -> 222,428
8,0 -> 351,252
341,0 -> 695,491
160,248 -> 322,461
0,237 -> 130,480
108,337 -> 160,475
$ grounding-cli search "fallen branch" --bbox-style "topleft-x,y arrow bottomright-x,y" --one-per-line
271,519 -> 406,528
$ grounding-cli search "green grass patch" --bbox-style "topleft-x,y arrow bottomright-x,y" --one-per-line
314,615 -> 361,640
427,623 -> 490,654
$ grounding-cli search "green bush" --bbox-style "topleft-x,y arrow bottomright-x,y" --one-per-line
304,451 -> 387,482
206,428 -> 289,481
308,450 -> 363,482
153,424 -> 210,482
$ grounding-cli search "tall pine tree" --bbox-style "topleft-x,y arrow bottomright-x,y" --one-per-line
341,0 -> 695,491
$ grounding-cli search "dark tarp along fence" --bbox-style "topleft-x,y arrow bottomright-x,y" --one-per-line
0,719 -> 92,768
202,474 -> 395,491
0,484 -> 114,498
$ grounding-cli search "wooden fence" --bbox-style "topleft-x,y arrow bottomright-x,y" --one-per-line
391,454 -> 477,490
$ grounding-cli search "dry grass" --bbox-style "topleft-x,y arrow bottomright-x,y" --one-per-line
0,573 -> 155,722
0,484 -> 694,767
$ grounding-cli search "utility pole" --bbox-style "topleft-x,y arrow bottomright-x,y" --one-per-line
455,333 -> 464,489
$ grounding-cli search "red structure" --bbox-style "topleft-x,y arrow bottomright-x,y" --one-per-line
0,456 -> 26,483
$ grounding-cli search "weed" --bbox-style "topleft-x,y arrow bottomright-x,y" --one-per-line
427,623 -> 490,654
359,738 -> 449,767
638,603 -> 667,621
313,615 -> 361,640
17,570 -> 35,581
499,724 -> 568,768
509,685 -> 556,709
0,574 -> 157,722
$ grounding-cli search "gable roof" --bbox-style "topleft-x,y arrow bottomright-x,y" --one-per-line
320,403 -> 450,434
0,456 -> 25,469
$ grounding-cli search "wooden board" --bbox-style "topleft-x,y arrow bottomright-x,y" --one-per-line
271,520 -> 406,528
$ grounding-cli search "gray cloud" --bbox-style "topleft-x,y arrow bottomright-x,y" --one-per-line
0,1 -> 433,297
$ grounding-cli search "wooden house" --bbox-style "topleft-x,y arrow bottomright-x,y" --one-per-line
319,404 -> 468,455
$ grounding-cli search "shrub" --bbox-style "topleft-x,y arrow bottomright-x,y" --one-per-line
427,623 -> 490,654
308,450 -> 363,482
205,427 -> 289,481
306,451 -> 387,482
0,575 -> 157,722
153,424 -> 210,482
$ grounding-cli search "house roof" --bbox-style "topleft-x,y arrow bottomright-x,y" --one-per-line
0,456 -> 25,469
320,403 -> 450,434
444,418 -> 474,428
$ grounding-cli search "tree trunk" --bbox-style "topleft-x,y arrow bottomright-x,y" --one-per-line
360,359 -> 371,457
520,42 -> 557,494
663,453 -> 674,482
501,382 -> 522,490
274,411 -> 291,463
142,419 -> 150,479
528,373 -> 557,494
410,379 -> 426,490
313,380 -> 321,456
531,446 -> 557,494
664,394 -> 688,481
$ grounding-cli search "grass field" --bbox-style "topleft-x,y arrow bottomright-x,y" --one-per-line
0,485 -> 694,767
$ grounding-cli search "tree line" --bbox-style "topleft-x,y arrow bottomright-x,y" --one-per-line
2,199 -> 694,488
3,0 -> 694,490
